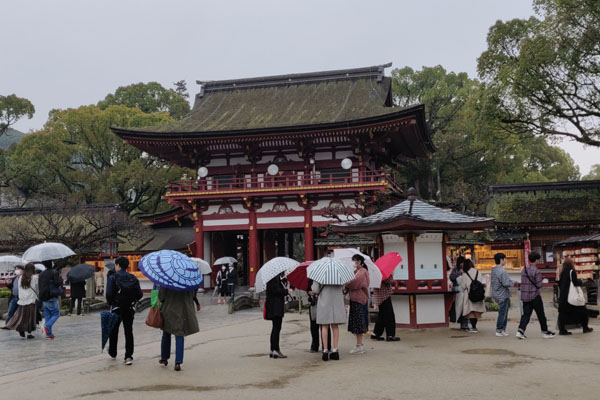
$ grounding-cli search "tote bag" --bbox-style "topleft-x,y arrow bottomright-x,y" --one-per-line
567,270 -> 586,307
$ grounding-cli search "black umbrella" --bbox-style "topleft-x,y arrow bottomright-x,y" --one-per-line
67,263 -> 95,283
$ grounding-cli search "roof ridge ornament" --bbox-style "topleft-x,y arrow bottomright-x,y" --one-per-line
407,187 -> 418,215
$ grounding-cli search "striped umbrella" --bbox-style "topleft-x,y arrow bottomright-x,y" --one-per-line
139,250 -> 203,291
306,257 -> 355,286
255,257 -> 300,292
333,248 -> 382,289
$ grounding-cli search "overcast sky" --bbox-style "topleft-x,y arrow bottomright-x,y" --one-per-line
2,0 -> 598,174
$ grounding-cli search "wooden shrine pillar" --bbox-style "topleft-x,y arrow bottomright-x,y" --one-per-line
193,212 -> 204,259
248,208 -> 259,287
304,207 -> 314,261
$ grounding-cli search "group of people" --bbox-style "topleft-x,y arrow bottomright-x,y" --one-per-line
215,263 -> 236,304
2,261 -> 64,339
264,254 -> 400,361
451,251 -> 594,339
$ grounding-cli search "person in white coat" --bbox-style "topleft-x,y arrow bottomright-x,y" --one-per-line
461,259 -> 485,333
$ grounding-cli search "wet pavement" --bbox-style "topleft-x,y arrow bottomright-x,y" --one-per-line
0,303 -> 261,376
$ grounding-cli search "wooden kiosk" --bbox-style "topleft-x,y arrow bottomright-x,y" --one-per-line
333,189 -> 494,329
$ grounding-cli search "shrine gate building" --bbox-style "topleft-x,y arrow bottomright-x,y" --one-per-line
112,64 -> 434,287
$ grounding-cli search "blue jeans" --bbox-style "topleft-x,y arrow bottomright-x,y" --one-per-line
43,298 -> 60,336
161,332 -> 184,364
5,297 -> 18,323
496,298 -> 510,332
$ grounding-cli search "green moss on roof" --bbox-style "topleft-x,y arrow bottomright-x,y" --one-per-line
127,76 -> 395,134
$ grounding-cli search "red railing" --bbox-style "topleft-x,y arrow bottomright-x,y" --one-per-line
166,170 -> 397,197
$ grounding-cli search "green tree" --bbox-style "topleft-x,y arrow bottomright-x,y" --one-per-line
477,0 -> 600,146
0,94 -> 35,136
583,164 -> 600,180
98,82 -> 190,120
173,80 -> 189,99
390,65 -> 580,212
2,105 -> 191,214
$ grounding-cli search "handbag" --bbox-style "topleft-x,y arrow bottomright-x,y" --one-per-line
567,270 -> 586,307
145,303 -> 163,329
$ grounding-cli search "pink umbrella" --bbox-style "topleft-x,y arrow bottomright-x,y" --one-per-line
374,252 -> 403,281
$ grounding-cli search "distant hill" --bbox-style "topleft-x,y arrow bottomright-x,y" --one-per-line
0,128 -> 25,149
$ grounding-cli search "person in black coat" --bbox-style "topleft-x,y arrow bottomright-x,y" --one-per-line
265,272 -> 290,359
68,280 -> 86,316
558,258 -> 593,335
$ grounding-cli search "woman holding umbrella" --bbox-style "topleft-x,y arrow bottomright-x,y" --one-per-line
344,254 -> 370,355
265,272 -> 291,359
158,286 -> 200,371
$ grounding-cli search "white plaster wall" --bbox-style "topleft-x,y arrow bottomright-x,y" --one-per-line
391,295 -> 411,324
415,295 -> 446,324
204,218 -> 249,226
382,234 -> 409,280
207,158 -> 227,167
315,151 -> 332,160
258,216 -> 305,224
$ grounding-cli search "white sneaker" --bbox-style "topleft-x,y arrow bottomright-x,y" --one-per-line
495,331 -> 505,337
124,358 -> 133,365
349,345 -> 365,355
501,331 -> 510,336
516,330 -> 526,339
543,331 -> 556,339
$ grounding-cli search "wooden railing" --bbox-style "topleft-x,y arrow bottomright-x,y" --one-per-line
166,169 -> 397,196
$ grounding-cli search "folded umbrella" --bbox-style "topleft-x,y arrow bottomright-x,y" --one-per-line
374,252 -> 403,281
307,257 -> 355,286
100,311 -> 120,352
333,248 -> 382,289
22,242 -> 75,262
254,257 -> 300,292
286,261 -> 313,291
67,263 -> 95,283
139,250 -> 203,291
190,257 -> 212,275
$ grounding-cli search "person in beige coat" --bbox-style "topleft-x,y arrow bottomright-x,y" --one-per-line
461,259 -> 485,332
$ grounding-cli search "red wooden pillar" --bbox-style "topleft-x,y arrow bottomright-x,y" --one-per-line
193,212 -> 204,259
248,208 -> 259,287
406,234 -> 417,327
304,207 -> 314,261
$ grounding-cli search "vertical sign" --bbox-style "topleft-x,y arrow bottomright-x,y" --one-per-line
524,240 -> 531,267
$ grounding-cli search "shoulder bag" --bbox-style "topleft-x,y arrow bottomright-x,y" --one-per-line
567,270 -> 586,307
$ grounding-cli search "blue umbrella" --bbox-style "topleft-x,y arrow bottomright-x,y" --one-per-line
139,250 -> 203,291
100,311 -> 119,352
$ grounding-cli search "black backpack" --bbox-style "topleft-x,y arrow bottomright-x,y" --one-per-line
114,273 -> 142,308
467,270 -> 485,302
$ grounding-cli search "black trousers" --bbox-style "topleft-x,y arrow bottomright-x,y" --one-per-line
558,306 -> 589,331
109,308 -> 135,359
270,317 -> 282,351
373,297 -> 396,337
309,308 -> 331,351
69,297 -> 83,315
518,295 -> 548,332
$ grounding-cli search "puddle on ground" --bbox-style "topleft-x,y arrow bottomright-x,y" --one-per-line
462,349 -> 517,356
495,360 -> 531,369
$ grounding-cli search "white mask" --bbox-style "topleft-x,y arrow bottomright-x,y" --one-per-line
15,269 -> 23,276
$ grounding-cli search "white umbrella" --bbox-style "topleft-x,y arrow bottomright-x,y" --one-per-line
333,248 -> 382,289
0,255 -> 24,270
254,257 -> 300,293
22,242 -> 75,262
34,263 -> 46,271
190,257 -> 212,275
214,256 -> 237,266
306,257 -> 355,286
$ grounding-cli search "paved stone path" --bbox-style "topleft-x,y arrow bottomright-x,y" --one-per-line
0,303 -> 261,376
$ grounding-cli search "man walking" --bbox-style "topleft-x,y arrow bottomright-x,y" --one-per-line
38,261 -> 64,339
490,253 -> 514,337
106,257 -> 143,365
517,252 -> 555,339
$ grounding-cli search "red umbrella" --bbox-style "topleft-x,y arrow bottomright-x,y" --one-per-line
286,261 -> 313,291
374,252 -> 403,281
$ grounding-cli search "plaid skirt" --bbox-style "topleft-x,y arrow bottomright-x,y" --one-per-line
347,301 -> 367,334
6,303 -> 37,333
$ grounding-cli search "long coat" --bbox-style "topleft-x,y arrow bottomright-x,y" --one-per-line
70,281 -> 86,298
265,276 -> 287,320
159,287 -> 199,337
314,283 -> 346,325
461,268 -> 486,316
